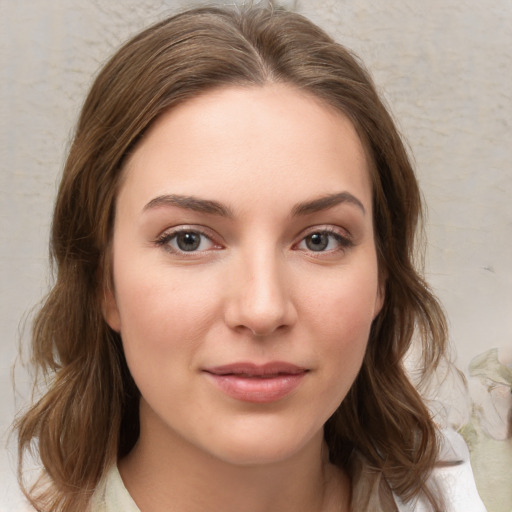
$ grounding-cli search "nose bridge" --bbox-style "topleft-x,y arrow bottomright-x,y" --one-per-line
225,242 -> 295,336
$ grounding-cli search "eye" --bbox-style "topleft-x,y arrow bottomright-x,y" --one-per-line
156,228 -> 218,254
296,229 -> 352,253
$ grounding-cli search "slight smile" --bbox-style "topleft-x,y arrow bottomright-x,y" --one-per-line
203,362 -> 309,403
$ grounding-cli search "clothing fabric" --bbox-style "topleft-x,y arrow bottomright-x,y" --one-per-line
90,465 -> 140,512
348,429 -> 488,511
90,430 -> 487,512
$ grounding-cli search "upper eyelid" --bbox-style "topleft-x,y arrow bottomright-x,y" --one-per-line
158,224 -> 219,240
297,224 -> 352,240
155,225 -> 223,252
293,226 -> 354,251
155,224 -> 352,246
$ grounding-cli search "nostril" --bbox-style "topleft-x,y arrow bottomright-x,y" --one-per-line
226,306 -> 295,337
223,260 -> 298,336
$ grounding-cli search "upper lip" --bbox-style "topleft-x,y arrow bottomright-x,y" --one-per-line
204,362 -> 308,377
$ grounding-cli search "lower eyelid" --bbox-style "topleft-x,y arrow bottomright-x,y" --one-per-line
330,232 -> 354,247
293,232 -> 354,255
155,228 -> 220,252
156,226 -> 353,253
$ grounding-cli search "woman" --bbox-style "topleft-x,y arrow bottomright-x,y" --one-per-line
15,4 -> 485,511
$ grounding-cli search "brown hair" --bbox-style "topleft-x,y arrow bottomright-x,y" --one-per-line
16,4 -> 447,511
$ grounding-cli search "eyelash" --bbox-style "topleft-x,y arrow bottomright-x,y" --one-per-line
154,227 -> 220,255
154,226 -> 353,256
294,227 -> 354,254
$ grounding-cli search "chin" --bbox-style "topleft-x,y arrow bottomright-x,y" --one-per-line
199,421 -> 325,467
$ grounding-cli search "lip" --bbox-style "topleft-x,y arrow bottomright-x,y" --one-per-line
203,362 -> 308,403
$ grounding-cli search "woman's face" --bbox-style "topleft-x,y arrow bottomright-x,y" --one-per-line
105,84 -> 383,465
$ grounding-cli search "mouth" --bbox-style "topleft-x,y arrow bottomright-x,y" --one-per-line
203,362 -> 308,403
205,362 -> 307,377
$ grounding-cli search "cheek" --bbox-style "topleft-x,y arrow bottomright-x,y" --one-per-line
300,264 -> 379,395
113,265 -> 220,368
302,263 -> 380,340
114,267 -> 225,419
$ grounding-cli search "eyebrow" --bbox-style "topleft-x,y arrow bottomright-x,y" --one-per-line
291,192 -> 366,216
142,191 -> 365,218
143,194 -> 233,217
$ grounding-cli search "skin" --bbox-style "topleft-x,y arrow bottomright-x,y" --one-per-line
104,84 -> 383,512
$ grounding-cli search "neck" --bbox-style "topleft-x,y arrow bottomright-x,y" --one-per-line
118,404 -> 350,512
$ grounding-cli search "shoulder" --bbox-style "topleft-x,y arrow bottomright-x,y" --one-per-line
350,429 -> 487,512
395,429 -> 487,512
431,429 -> 487,512
90,465 -> 140,512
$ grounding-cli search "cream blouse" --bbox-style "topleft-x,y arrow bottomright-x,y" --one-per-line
90,430 -> 487,512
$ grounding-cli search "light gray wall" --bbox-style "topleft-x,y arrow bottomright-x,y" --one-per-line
1,1 -> 511,510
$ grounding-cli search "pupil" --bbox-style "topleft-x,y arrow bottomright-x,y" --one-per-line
307,233 -> 328,251
177,232 -> 200,251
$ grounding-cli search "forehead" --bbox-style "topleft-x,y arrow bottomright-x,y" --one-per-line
119,84 -> 372,216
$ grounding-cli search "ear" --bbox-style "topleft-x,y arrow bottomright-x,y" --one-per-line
102,286 -> 121,332
373,277 -> 386,319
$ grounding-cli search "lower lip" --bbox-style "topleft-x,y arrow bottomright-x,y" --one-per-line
205,372 -> 306,403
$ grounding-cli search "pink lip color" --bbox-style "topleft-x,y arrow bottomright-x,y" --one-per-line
203,362 -> 307,403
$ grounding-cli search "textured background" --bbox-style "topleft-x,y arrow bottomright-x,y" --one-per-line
1,1 -> 511,510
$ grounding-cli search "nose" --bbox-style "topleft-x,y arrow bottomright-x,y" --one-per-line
223,249 -> 297,337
